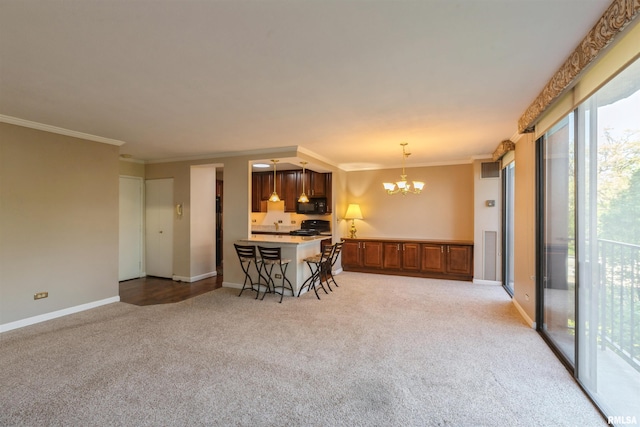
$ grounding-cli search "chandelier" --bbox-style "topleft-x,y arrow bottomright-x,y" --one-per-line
383,143 -> 425,195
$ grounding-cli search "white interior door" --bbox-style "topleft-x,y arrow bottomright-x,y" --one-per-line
119,176 -> 144,281
145,178 -> 174,278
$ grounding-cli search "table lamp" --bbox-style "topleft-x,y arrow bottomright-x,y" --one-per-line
344,204 -> 363,238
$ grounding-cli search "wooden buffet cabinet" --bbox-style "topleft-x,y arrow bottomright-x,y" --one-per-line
342,238 -> 474,281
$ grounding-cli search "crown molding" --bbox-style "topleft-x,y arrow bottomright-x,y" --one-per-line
144,145 -> 301,164
0,114 -> 126,146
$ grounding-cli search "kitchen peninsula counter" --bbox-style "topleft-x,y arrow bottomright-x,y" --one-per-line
236,235 -> 331,297
244,235 -> 328,245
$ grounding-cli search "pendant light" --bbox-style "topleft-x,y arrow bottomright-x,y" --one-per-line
298,161 -> 309,203
268,159 -> 281,202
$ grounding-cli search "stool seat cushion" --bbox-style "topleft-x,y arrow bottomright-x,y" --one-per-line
262,258 -> 291,265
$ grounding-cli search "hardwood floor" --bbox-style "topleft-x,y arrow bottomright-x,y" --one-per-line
119,274 -> 223,306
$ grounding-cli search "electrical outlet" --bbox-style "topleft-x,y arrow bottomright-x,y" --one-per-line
275,274 -> 282,279
278,220 -> 283,223
34,292 -> 48,300
291,220 -> 296,224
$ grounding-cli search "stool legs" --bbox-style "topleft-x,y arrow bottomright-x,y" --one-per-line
262,261 -> 293,303
299,259 -> 329,299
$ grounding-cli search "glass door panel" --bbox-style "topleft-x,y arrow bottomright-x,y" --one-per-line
541,114 -> 576,365
503,162 -> 515,295
577,58 -> 640,420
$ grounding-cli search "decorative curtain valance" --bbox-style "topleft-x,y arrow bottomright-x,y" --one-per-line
518,0 -> 640,133
492,140 -> 516,161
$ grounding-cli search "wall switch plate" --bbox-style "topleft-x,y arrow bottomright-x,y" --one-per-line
34,292 -> 48,300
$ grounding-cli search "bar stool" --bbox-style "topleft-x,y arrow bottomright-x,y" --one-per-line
234,244 -> 268,300
299,244 -> 334,299
257,246 -> 293,303
326,241 -> 343,290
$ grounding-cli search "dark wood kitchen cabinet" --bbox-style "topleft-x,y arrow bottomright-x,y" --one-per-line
251,172 -> 275,212
280,170 -> 298,212
343,238 -> 473,281
308,171 -> 330,197
252,170 -> 332,213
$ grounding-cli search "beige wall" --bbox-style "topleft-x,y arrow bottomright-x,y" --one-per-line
119,159 -> 145,178
473,160 -> 502,282
0,123 -> 119,327
343,164 -> 474,241
513,133 -> 537,325
190,165 -> 216,279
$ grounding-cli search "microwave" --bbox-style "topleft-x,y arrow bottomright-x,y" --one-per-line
296,197 -> 327,215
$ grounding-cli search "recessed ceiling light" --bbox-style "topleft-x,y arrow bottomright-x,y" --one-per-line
253,163 -> 270,168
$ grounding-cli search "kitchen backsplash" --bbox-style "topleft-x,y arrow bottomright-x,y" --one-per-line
251,210 -> 331,232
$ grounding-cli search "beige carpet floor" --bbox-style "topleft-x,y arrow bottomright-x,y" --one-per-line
0,272 -> 605,426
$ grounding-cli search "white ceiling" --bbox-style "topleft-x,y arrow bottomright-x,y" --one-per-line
0,0 -> 612,170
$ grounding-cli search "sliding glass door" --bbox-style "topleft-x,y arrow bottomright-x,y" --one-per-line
539,57 -> 640,421
503,161 -> 515,295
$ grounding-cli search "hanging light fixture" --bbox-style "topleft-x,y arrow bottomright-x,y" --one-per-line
298,161 -> 309,203
268,159 -> 281,202
383,143 -> 425,195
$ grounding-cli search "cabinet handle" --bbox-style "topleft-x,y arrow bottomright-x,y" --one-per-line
363,242 -> 366,249
441,246 -> 443,253
397,244 -> 400,251
447,246 -> 450,253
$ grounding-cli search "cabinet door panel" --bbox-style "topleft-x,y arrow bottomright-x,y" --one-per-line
309,171 -> 326,197
342,241 -> 360,268
446,245 -> 473,276
260,172 -> 274,201
281,170 -> 298,212
421,244 -> 445,273
402,243 -> 421,271
383,243 -> 402,270
251,174 -> 261,212
362,241 -> 383,268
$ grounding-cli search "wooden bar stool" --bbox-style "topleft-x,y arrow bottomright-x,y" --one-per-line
257,246 -> 293,303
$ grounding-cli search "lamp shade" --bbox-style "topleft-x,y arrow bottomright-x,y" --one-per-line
344,204 -> 363,220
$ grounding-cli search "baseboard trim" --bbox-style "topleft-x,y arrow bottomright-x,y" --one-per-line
512,298 -> 536,329
0,296 -> 121,333
222,281 -> 242,289
173,271 -> 217,283
473,279 -> 501,285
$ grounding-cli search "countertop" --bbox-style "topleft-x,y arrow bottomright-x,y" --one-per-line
239,235 -> 329,245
